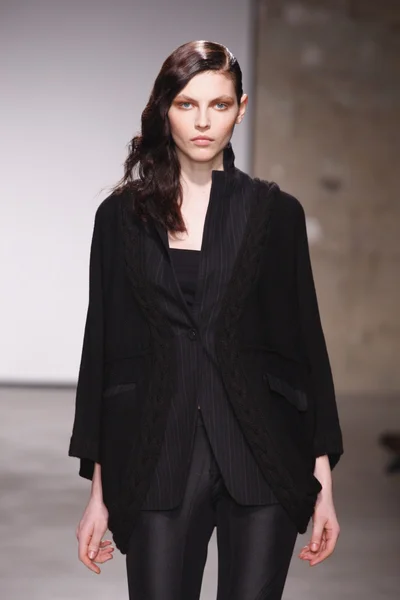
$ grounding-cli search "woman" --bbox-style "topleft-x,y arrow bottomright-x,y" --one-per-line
69,40 -> 344,600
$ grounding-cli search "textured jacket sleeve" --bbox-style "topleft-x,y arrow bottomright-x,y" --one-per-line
295,202 -> 344,470
68,207 -> 104,480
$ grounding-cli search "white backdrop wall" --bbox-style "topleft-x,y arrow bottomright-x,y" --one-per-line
0,0 -> 256,383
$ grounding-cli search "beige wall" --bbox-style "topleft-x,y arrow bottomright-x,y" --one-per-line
253,0 -> 400,392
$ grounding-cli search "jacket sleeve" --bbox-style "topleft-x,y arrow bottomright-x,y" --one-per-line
294,201 -> 344,470
68,207 -> 104,480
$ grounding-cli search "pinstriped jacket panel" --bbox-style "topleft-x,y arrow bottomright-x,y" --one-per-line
140,168 -> 278,508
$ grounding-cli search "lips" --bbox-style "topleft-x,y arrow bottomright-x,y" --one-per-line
191,136 -> 214,147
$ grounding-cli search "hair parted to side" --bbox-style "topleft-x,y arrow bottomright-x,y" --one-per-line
110,40 -> 243,233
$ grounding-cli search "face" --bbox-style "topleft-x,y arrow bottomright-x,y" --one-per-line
167,70 -> 247,167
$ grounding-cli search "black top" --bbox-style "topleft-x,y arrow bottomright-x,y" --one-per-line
68,167 -> 343,555
169,248 -> 200,309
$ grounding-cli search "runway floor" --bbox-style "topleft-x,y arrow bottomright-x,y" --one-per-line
0,387 -> 399,599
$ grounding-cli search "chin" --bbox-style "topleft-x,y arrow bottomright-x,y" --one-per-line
187,148 -> 220,163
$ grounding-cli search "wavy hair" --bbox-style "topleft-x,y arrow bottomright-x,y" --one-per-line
110,40 -> 243,233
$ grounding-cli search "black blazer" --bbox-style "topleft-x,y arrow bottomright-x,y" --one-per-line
138,167 -> 279,510
68,161 -> 343,554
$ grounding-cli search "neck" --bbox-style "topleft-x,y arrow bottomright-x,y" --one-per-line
177,149 -> 224,190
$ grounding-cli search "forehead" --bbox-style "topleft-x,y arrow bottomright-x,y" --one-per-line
176,71 -> 234,99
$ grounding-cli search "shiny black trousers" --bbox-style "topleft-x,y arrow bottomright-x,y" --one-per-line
126,410 -> 298,600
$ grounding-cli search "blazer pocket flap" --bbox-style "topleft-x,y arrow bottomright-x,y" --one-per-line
265,373 -> 308,411
103,382 -> 137,398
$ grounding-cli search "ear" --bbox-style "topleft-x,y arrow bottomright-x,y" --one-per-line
236,93 -> 248,124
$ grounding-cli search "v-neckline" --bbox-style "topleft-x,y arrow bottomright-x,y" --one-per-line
166,169 -> 228,325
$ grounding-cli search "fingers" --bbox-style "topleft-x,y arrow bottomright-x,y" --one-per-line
78,523 -> 101,574
88,528 -> 103,560
77,521 -> 115,574
299,535 -> 327,564
92,540 -> 115,564
298,520 -> 340,566
309,518 -> 325,554
308,530 -> 337,566
309,521 -> 340,566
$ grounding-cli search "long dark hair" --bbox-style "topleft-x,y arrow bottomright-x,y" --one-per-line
110,40 -> 243,233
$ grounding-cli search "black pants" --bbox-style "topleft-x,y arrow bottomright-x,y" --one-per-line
126,410 -> 298,600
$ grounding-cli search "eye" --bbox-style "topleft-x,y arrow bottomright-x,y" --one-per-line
178,102 -> 192,109
215,103 -> 228,110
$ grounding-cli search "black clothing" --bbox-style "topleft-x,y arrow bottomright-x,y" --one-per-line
141,242 -> 278,510
126,410 -> 297,600
169,248 -> 199,309
68,148 -> 343,554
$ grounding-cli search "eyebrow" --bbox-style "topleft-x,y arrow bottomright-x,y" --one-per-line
175,94 -> 235,103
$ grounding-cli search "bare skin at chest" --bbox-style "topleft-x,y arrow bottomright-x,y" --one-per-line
167,181 -> 211,252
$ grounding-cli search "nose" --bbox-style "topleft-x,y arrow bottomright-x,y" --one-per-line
194,107 -> 211,130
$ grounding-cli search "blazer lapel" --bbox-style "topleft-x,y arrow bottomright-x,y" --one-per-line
119,165 -> 280,340
150,167 -> 245,329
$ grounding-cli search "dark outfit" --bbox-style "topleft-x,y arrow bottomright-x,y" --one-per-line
141,212 -> 277,510
68,147 -> 344,572
125,247 -> 298,599
170,248 -> 199,308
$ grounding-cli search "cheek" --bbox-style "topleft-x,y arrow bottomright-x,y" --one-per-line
168,111 -> 191,141
215,110 -> 237,132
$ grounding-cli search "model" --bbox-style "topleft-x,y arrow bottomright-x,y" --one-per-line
68,40 -> 344,600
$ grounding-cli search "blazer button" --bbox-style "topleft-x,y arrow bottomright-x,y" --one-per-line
188,328 -> 198,341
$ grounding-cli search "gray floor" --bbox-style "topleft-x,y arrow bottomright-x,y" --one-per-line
0,388 -> 399,599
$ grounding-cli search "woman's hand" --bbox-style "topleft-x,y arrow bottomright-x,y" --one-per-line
75,496 -> 115,574
298,491 -> 340,566
298,455 -> 340,566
